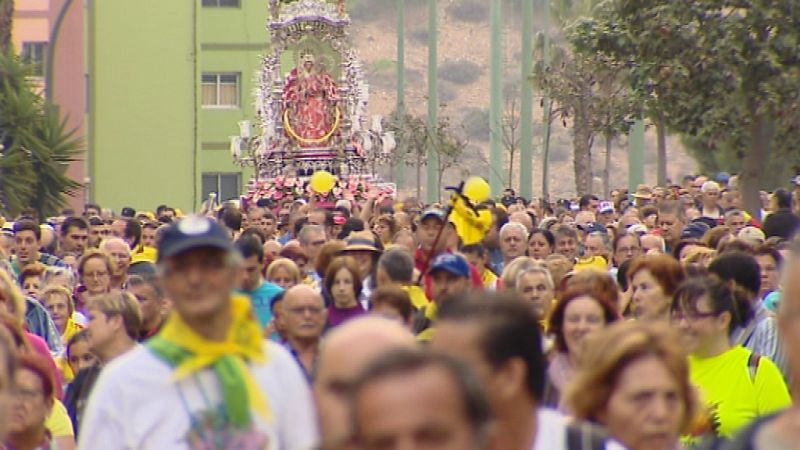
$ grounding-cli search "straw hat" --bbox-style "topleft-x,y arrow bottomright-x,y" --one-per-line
632,184 -> 653,200
342,230 -> 381,253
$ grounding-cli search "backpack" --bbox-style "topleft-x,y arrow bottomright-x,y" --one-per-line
566,421 -> 608,450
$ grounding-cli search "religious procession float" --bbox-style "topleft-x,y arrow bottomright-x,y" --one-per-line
230,0 -> 396,207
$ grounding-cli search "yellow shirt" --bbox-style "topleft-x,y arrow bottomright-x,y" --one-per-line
45,399 -> 74,437
131,245 -> 157,264
573,256 -> 607,272
481,269 -> 498,290
401,285 -> 430,310
56,356 -> 75,383
688,346 -> 790,439
415,301 -> 438,342
61,317 -> 83,344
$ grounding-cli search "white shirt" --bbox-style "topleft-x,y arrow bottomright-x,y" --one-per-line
533,408 -> 628,450
78,340 -> 319,450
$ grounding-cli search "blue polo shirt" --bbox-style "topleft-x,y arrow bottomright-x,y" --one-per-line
237,281 -> 283,328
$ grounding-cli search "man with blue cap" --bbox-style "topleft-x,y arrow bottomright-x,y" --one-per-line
413,252 -> 473,341
78,215 -> 318,450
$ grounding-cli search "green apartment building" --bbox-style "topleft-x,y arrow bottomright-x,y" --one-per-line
87,0 -> 266,213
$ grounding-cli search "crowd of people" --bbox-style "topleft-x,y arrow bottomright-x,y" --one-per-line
0,171 -> 799,450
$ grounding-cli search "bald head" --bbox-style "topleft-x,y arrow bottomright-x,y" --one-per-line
263,240 -> 281,258
315,316 -> 417,449
284,284 -> 322,307
508,211 -> 533,233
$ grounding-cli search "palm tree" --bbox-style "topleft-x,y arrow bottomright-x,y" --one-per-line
0,0 -> 12,54
0,51 -> 82,218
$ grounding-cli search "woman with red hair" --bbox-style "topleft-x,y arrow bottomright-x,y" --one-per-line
628,254 -> 686,323
543,284 -> 620,411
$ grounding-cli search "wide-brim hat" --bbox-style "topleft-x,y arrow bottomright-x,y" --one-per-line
632,184 -> 653,199
342,230 -> 381,253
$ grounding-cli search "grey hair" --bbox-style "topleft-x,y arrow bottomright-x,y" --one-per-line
298,224 -> 325,245
100,237 -> 131,255
515,265 -> 554,292
500,221 -> 529,240
723,209 -> 744,221
539,217 -> 558,231
586,231 -> 612,251
41,266 -> 77,290
377,248 -> 414,284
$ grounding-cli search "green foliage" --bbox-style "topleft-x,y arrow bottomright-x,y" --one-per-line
387,110 -> 469,188
572,0 -> 800,213
531,38 -> 636,194
0,51 -> 82,218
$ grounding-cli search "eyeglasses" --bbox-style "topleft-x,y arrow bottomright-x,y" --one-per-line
670,310 -> 719,322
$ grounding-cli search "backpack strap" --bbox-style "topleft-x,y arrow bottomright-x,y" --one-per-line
748,352 -> 761,383
566,421 -> 608,450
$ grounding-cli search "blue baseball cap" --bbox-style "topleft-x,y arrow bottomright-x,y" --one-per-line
157,215 -> 233,263
580,222 -> 607,234
429,252 -> 470,278
680,221 -> 710,241
420,208 -> 446,222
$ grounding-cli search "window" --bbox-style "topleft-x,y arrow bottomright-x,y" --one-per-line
202,73 -> 240,108
202,173 -> 241,202
202,0 -> 240,7
21,42 -> 48,77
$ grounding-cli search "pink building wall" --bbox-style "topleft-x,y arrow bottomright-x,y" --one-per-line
48,0 -> 87,211
12,0 -> 87,212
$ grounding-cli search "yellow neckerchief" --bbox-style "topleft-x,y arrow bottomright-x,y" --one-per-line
481,268 -> 498,288
147,295 -> 270,429
61,317 -> 83,344
400,284 -> 430,309
416,301 -> 439,342
56,356 -> 75,383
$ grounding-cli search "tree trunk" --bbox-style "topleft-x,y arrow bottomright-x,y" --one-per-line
416,151 -> 422,200
741,111 -> 771,220
603,133 -> 612,198
542,99 -> 553,201
437,152 -> 443,204
573,103 -> 593,196
508,148 -> 514,191
0,0 -> 13,54
655,117 -> 667,186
